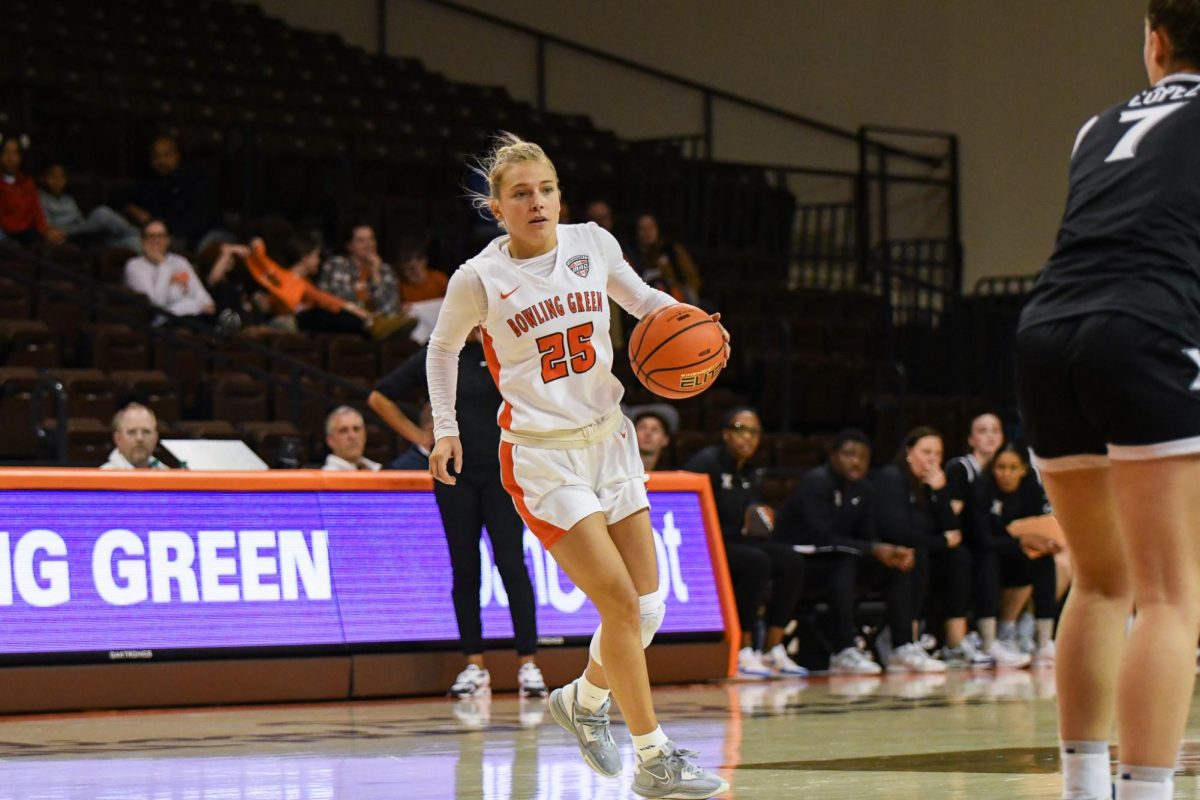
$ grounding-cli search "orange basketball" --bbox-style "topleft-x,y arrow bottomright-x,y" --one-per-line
628,303 -> 727,399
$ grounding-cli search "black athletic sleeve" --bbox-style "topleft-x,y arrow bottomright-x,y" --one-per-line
851,482 -> 879,548
1019,474 -> 1054,517
375,346 -> 429,402
932,490 -> 959,533
945,459 -> 970,505
871,466 -> 917,548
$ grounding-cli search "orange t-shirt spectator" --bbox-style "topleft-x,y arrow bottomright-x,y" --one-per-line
397,249 -> 448,304
243,238 -> 355,316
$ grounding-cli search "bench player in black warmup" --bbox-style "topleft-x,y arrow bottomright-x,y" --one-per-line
1016,3 -> 1200,798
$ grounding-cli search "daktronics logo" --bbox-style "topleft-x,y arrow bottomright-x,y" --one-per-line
480,510 -> 692,613
0,529 -> 331,608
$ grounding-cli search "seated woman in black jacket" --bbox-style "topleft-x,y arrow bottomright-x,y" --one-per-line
873,427 -> 988,669
971,443 -> 1062,668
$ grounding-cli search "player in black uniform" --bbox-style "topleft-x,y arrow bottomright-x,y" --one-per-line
1016,4 -> 1200,798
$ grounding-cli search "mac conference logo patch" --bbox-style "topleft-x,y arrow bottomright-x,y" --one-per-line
567,255 -> 590,278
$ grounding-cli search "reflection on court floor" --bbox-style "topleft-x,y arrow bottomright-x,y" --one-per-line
0,671 -> 1195,799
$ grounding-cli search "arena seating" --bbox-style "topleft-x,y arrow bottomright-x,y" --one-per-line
0,0 -> 995,474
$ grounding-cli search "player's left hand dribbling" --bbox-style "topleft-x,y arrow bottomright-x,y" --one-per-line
429,436 -> 463,485
710,312 -> 731,365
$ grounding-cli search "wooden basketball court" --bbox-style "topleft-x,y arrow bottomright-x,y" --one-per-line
2,670 -> 1187,799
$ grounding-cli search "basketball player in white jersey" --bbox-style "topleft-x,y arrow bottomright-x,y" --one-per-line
427,133 -> 730,799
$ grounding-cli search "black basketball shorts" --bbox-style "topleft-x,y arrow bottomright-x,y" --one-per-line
1015,312 -> 1200,472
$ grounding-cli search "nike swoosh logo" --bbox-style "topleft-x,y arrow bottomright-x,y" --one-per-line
643,766 -> 671,783
500,286 -> 520,299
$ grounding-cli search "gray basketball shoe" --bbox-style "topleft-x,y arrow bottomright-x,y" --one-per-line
632,741 -> 730,798
548,683 -> 622,778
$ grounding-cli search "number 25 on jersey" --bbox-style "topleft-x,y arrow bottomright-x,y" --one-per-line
537,322 -> 596,383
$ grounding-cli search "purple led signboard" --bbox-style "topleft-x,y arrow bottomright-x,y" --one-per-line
0,487 -> 726,661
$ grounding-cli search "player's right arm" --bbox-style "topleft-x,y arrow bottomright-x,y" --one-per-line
426,266 -> 486,485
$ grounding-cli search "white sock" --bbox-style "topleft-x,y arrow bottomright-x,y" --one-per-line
1037,619 -> 1055,648
998,619 -> 1018,641
573,673 -> 610,713
1116,765 -> 1173,800
1061,740 -> 1110,799
978,617 -> 997,649
632,726 -> 669,763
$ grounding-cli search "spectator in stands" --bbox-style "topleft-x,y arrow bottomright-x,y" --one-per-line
233,236 -> 399,338
584,200 -> 617,235
120,135 -> 225,251
38,163 -> 141,251
943,411 -> 1041,660
396,242 -> 449,305
124,220 -> 215,320
100,402 -> 167,470
321,405 -> 380,471
0,134 -> 63,246
585,199 -> 632,347
202,241 -> 263,329
946,412 -> 1005,519
971,443 -> 1061,667
776,429 -> 924,674
319,223 -> 400,316
630,213 -> 701,306
630,403 -> 678,471
873,427 -> 987,668
684,407 -> 808,677
367,327 -> 546,698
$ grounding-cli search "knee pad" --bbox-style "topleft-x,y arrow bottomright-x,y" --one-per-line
639,593 -> 666,649
588,594 -> 667,665
589,623 -> 604,666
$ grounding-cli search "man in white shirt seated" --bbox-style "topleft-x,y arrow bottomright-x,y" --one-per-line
123,219 -> 215,320
321,405 -> 381,471
100,402 -> 169,470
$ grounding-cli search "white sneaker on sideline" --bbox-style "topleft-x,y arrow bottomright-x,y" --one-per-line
830,646 -> 883,675
448,664 -> 491,697
517,662 -> 548,697
737,646 -> 773,679
762,643 -> 809,677
1032,640 -> 1056,667
887,642 -> 947,673
987,638 -> 1032,669
942,637 -> 996,669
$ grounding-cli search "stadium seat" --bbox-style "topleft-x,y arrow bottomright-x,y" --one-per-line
209,373 -> 269,422
41,417 -> 112,466
239,420 -> 307,468
0,319 -> 59,368
0,277 -> 31,318
51,368 -> 117,422
109,369 -> 183,423
325,334 -> 376,380
81,322 -> 148,372
0,366 -> 47,459
173,419 -> 239,440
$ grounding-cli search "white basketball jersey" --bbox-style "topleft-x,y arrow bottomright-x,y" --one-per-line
473,223 -> 623,433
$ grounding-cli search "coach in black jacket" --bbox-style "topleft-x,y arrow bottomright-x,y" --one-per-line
684,407 -> 808,676
776,429 -> 914,674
